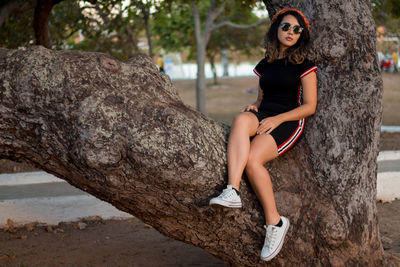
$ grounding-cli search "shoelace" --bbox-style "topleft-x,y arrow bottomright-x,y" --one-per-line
265,227 -> 277,249
219,188 -> 235,199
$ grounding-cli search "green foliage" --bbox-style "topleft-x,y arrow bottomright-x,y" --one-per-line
50,2 -> 87,49
151,2 -> 194,52
152,0 -> 266,60
67,0 -> 145,61
0,0 -> 149,60
0,0 -> 266,61
207,3 -> 266,58
372,0 -> 400,36
0,8 -> 35,48
0,1 -> 85,49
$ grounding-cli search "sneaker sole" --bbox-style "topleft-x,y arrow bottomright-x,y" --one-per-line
209,199 -> 242,208
260,218 -> 290,261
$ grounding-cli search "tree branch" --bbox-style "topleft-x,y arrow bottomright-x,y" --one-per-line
202,0 -> 216,42
210,0 -> 227,22
211,19 -> 269,31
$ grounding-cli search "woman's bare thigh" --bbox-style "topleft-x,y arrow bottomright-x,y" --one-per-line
248,134 -> 279,164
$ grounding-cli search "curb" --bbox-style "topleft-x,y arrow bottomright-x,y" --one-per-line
381,126 -> 400,132
0,171 -> 63,186
377,150 -> 400,162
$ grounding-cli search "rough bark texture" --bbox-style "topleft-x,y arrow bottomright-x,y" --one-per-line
0,1 -> 397,266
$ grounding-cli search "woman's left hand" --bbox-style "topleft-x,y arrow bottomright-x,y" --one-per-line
256,116 -> 282,135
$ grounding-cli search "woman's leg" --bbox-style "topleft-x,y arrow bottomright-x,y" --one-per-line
227,112 -> 259,190
244,134 -> 280,225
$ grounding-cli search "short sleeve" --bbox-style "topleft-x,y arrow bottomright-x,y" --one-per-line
300,59 -> 318,78
253,58 -> 267,77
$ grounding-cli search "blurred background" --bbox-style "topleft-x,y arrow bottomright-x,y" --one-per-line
0,0 -> 399,121
0,1 -> 399,265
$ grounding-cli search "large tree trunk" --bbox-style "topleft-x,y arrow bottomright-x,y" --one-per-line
0,1 -> 398,266
33,0 -> 59,48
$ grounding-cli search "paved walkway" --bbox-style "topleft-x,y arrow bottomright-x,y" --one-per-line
0,151 -> 399,228
0,172 -> 133,227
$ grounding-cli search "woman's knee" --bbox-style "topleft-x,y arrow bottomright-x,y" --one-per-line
232,112 -> 257,129
245,153 -> 263,175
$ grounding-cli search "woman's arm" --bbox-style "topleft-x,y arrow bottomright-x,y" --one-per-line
243,85 -> 263,112
256,72 -> 317,135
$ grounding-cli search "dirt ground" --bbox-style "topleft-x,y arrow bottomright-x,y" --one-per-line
0,217 -> 225,267
0,201 -> 398,267
1,74 -> 400,266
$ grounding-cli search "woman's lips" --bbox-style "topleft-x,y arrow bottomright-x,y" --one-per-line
286,37 -> 293,41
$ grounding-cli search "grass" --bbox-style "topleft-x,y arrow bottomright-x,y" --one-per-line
173,73 -> 400,126
174,76 -> 259,125
382,72 -> 400,125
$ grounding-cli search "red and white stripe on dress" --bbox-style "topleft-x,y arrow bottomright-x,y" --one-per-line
277,118 -> 305,155
300,66 -> 318,78
253,68 -> 261,77
278,66 -> 316,155
254,65 -> 316,155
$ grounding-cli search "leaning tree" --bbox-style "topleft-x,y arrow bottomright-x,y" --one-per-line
0,0 -> 397,266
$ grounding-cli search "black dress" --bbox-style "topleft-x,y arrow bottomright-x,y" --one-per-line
249,57 -> 317,155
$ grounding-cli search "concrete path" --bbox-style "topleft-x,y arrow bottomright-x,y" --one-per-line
0,172 -> 133,227
1,151 -> 399,228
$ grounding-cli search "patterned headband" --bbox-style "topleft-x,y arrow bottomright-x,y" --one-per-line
271,8 -> 310,30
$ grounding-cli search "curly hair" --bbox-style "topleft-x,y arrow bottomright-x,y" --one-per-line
264,10 -> 310,64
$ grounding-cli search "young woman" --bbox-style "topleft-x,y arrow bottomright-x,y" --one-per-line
209,8 -> 318,261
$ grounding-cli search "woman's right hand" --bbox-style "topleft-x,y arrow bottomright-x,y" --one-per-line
242,104 -> 258,112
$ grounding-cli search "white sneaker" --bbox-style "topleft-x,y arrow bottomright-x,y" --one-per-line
260,216 -> 290,261
209,185 -> 242,208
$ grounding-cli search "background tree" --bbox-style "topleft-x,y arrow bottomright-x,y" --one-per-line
72,0 -> 144,61
0,0 -> 37,27
206,9 -> 266,84
130,0 -> 159,58
372,0 -> 400,36
0,0 -> 98,48
153,0 -> 268,114
153,1 -> 265,85
0,1 -> 85,49
74,0 -> 161,60
152,2 -> 195,54
191,0 -> 267,114
0,0 -> 158,61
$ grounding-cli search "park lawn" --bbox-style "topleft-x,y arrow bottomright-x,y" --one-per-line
382,72 -> 400,125
174,76 -> 259,125
173,72 -> 400,126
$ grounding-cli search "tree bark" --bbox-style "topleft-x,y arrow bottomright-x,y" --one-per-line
125,26 -> 140,55
33,0 -> 60,48
192,1 -> 208,114
131,0 -> 153,58
208,53 -> 218,85
0,1 -> 398,266
142,3 -> 153,59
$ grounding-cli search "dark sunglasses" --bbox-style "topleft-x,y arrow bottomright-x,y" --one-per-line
280,22 -> 304,34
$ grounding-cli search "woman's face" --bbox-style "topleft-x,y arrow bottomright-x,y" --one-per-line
277,14 -> 302,52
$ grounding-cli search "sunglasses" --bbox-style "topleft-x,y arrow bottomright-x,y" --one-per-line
280,22 -> 304,34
